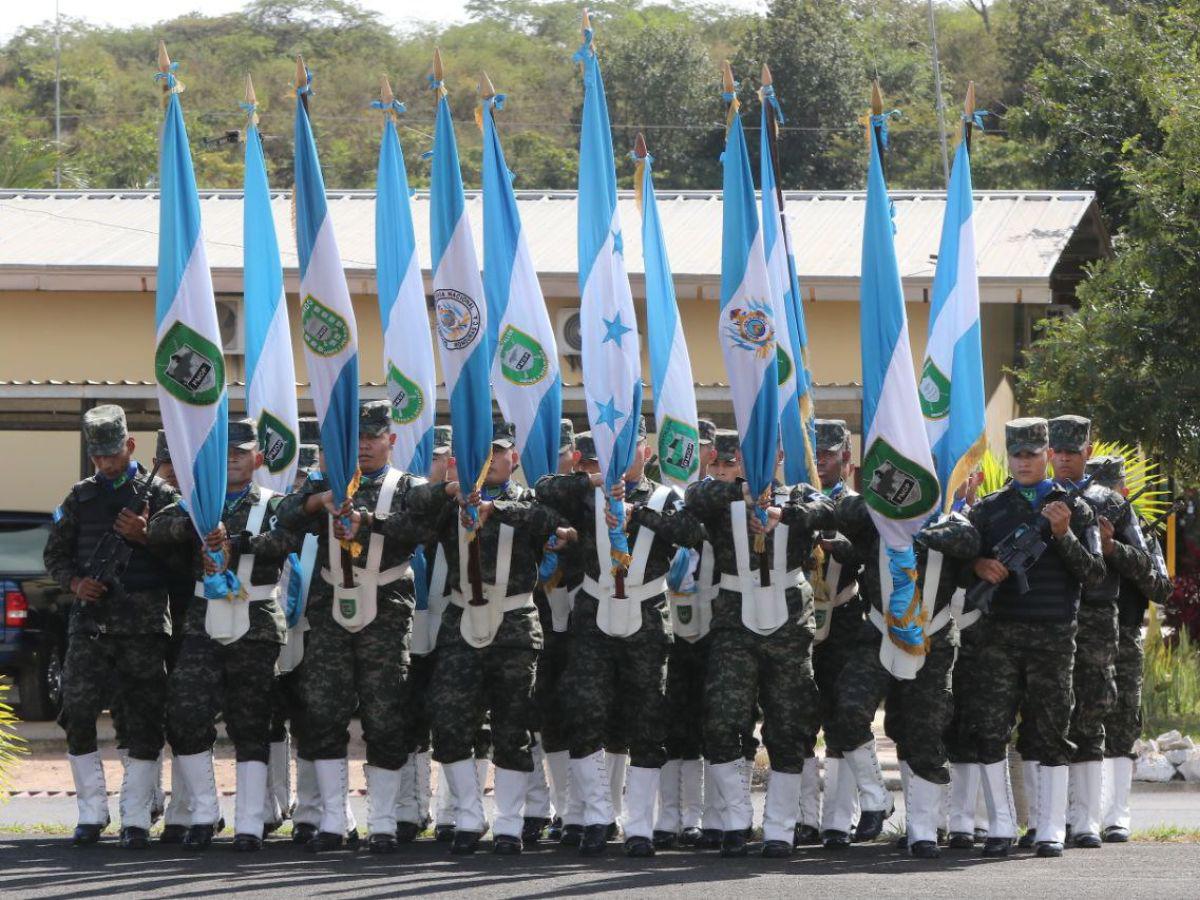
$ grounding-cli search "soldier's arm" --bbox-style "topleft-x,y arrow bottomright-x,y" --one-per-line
43,491 -> 82,592
234,497 -> 304,567
275,474 -> 326,532
1105,502 -> 1156,582
1056,499 -> 1107,588
825,534 -> 859,565
493,499 -> 565,549
533,472 -> 592,522
916,514 -> 981,560
834,492 -> 878,562
683,478 -> 742,531
781,489 -> 835,531
374,479 -> 452,545
631,491 -> 705,549
146,500 -> 196,549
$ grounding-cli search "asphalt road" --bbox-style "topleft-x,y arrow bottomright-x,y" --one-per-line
1,833 -> 1197,900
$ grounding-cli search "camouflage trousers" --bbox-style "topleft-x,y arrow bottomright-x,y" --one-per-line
430,634 -> 537,773
1105,622 -> 1145,759
561,592 -> 670,769
268,666 -> 306,747
402,652 -> 436,756
664,635 -> 709,760
300,599 -> 411,770
168,635 -> 279,763
970,618 -> 1076,767
944,621 -> 985,764
533,617 -> 571,754
1068,602 -> 1119,762
60,632 -> 167,760
811,628 -> 858,761
704,598 -> 819,774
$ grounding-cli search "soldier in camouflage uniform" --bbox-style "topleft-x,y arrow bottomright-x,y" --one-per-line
44,405 -> 178,849
1045,418 -> 1161,849
802,420 -> 867,847
275,401 -> 435,854
683,432 -> 832,859
967,417 -> 1106,858
1087,458 -> 1173,842
370,419 -> 572,855
148,418 -> 301,851
536,417 -> 704,858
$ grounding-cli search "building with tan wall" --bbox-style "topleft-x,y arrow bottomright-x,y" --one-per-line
0,188 -> 1109,512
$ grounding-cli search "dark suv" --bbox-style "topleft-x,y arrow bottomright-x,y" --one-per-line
0,512 -> 72,720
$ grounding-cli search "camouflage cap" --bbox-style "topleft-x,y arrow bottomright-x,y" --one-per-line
228,417 -> 258,450
154,429 -> 171,463
492,418 -> 516,448
432,424 -> 452,455
815,419 -> 850,453
576,431 -> 597,461
559,418 -> 575,452
297,443 -> 319,470
1006,417 -> 1049,455
298,416 -> 321,446
714,429 -> 740,462
360,401 -> 391,437
698,418 -> 716,445
83,404 -> 128,456
1085,454 -> 1125,487
1048,414 -> 1092,453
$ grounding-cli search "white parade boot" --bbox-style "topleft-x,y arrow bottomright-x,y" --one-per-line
655,759 -> 682,835
163,754 -> 193,830
899,759 -> 912,834
314,759 -> 350,836
798,756 -> 822,832
435,761 -> 456,828
701,760 -> 725,835
1036,765 -> 1069,854
948,762 -> 980,840
708,760 -> 752,832
525,743 -> 553,820
680,759 -> 704,831
152,752 -> 166,824
570,750 -> 614,827
820,757 -> 857,842
118,756 -> 159,844
907,773 -> 944,857
979,759 -> 1018,856
607,751 -> 628,830
415,751 -> 433,827
234,760 -> 269,840
1102,757 -> 1133,841
1071,760 -> 1104,846
546,750 -> 571,824
763,770 -> 803,847
265,739 -> 290,827
493,767 -> 528,841
365,765 -> 402,839
293,757 -> 321,830
69,751 -> 110,827
622,766 -> 660,842
175,752 -> 221,828
444,758 -> 487,834
843,741 -> 893,841
393,756 -> 418,826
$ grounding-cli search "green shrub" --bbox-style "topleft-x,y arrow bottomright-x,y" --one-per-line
1142,625 -> 1200,739
0,683 -> 27,800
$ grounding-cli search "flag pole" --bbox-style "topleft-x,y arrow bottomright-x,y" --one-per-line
963,80 -> 976,155
870,79 -> 887,179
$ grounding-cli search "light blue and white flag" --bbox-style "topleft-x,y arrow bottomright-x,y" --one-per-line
860,106 -> 940,676
922,118 -> 985,510
294,61 -> 359,505
575,23 -> 643,565
429,65 -> 492,494
151,48 -> 233,597
635,140 -> 699,487
720,80 -> 777,516
374,84 -> 436,476
242,83 -> 299,494
481,84 -> 561,485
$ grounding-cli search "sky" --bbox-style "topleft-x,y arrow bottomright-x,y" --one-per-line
0,0 -> 770,41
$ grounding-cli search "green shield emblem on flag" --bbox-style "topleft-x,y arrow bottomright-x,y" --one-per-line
301,295 -> 350,357
676,601 -> 693,625
498,325 -> 549,386
919,358 -> 951,420
658,416 -> 700,483
387,362 -> 424,425
339,595 -> 357,619
776,345 -> 794,386
258,410 -> 297,475
814,608 -> 827,630
155,321 -> 225,407
862,438 -> 939,520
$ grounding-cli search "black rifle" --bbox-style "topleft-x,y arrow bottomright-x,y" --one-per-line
85,460 -> 162,589
1142,497 -> 1186,533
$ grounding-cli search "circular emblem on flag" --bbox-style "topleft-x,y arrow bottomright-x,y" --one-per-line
776,345 -> 794,386
862,438 -> 939,521
258,410 -> 297,475
498,324 -> 549,386
155,320 -> 225,407
434,289 -> 481,351
301,295 -> 350,357
658,416 -> 699,483
387,362 -> 424,425
725,300 -> 776,360
918,358 -> 951,420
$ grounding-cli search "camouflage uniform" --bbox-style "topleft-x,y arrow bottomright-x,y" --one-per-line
44,405 -> 178,843
683,462 -> 832,853
967,417 -> 1106,855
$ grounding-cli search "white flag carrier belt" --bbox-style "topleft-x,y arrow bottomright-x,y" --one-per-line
411,543 -> 450,656
717,494 -> 803,637
450,521 -> 533,648
202,488 -> 278,645
671,541 -> 716,642
547,582 -> 581,634
589,485 -> 672,639
276,532 -> 318,673
868,543 -> 940,680
322,467 -> 411,634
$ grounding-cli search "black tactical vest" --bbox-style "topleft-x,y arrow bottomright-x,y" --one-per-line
72,473 -> 167,592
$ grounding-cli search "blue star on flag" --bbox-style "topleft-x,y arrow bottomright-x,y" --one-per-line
602,312 -> 632,346
594,395 -> 624,431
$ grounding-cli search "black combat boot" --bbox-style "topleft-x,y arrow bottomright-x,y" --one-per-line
653,829 -> 677,850
232,833 -> 263,852
120,827 -> 150,850
368,832 -> 398,854
947,831 -> 974,849
1035,840 -> 1064,858
720,829 -> 749,857
183,823 -> 215,851
624,836 -> 655,857
72,823 -> 106,846
910,840 -> 940,859
547,816 -> 564,842
559,823 -> 584,847
292,822 -> 318,845
434,823 -> 456,842
853,809 -> 890,842
522,817 -> 550,844
1016,828 -> 1037,849
697,827 -> 723,849
579,823 -> 608,856
822,829 -> 851,850
395,821 -> 420,843
761,840 -> 791,859
493,834 -> 522,855
679,826 -> 703,847
982,837 -> 1012,857
793,823 -> 821,846
1102,826 -> 1130,843
450,830 -> 482,855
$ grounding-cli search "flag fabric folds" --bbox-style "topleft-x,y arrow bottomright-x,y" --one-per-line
575,25 -> 644,550
923,124 -> 986,510
242,96 -> 299,494
152,55 -> 233,597
481,87 -> 562,486
294,64 -> 359,505
375,93 -> 436,476
859,110 -> 941,678
429,71 -> 492,494
636,145 -> 699,487
720,86 -> 777,518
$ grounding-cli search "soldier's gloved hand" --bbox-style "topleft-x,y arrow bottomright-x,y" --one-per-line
114,508 -> 149,544
203,523 -> 227,551
1042,500 -> 1072,538
1098,516 -> 1117,556
974,557 -> 1009,584
71,575 -> 107,602
749,506 -> 782,535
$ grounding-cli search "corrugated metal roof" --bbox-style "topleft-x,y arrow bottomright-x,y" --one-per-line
0,189 -> 1101,301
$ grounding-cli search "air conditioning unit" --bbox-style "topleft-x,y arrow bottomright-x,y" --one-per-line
556,307 -> 583,354
215,295 -> 244,355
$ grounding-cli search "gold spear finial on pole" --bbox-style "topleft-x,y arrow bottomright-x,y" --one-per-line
244,73 -> 259,126
480,70 -> 496,99
380,74 -> 394,107
871,79 -> 884,116
433,47 -> 444,83
964,80 -> 976,118
582,7 -> 592,33
721,60 -> 739,129
295,55 -> 309,110
761,62 -> 772,87
156,40 -> 181,103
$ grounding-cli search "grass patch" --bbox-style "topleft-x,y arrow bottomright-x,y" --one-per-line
1131,825 -> 1200,843
1142,624 -> 1200,738
0,822 -> 72,835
